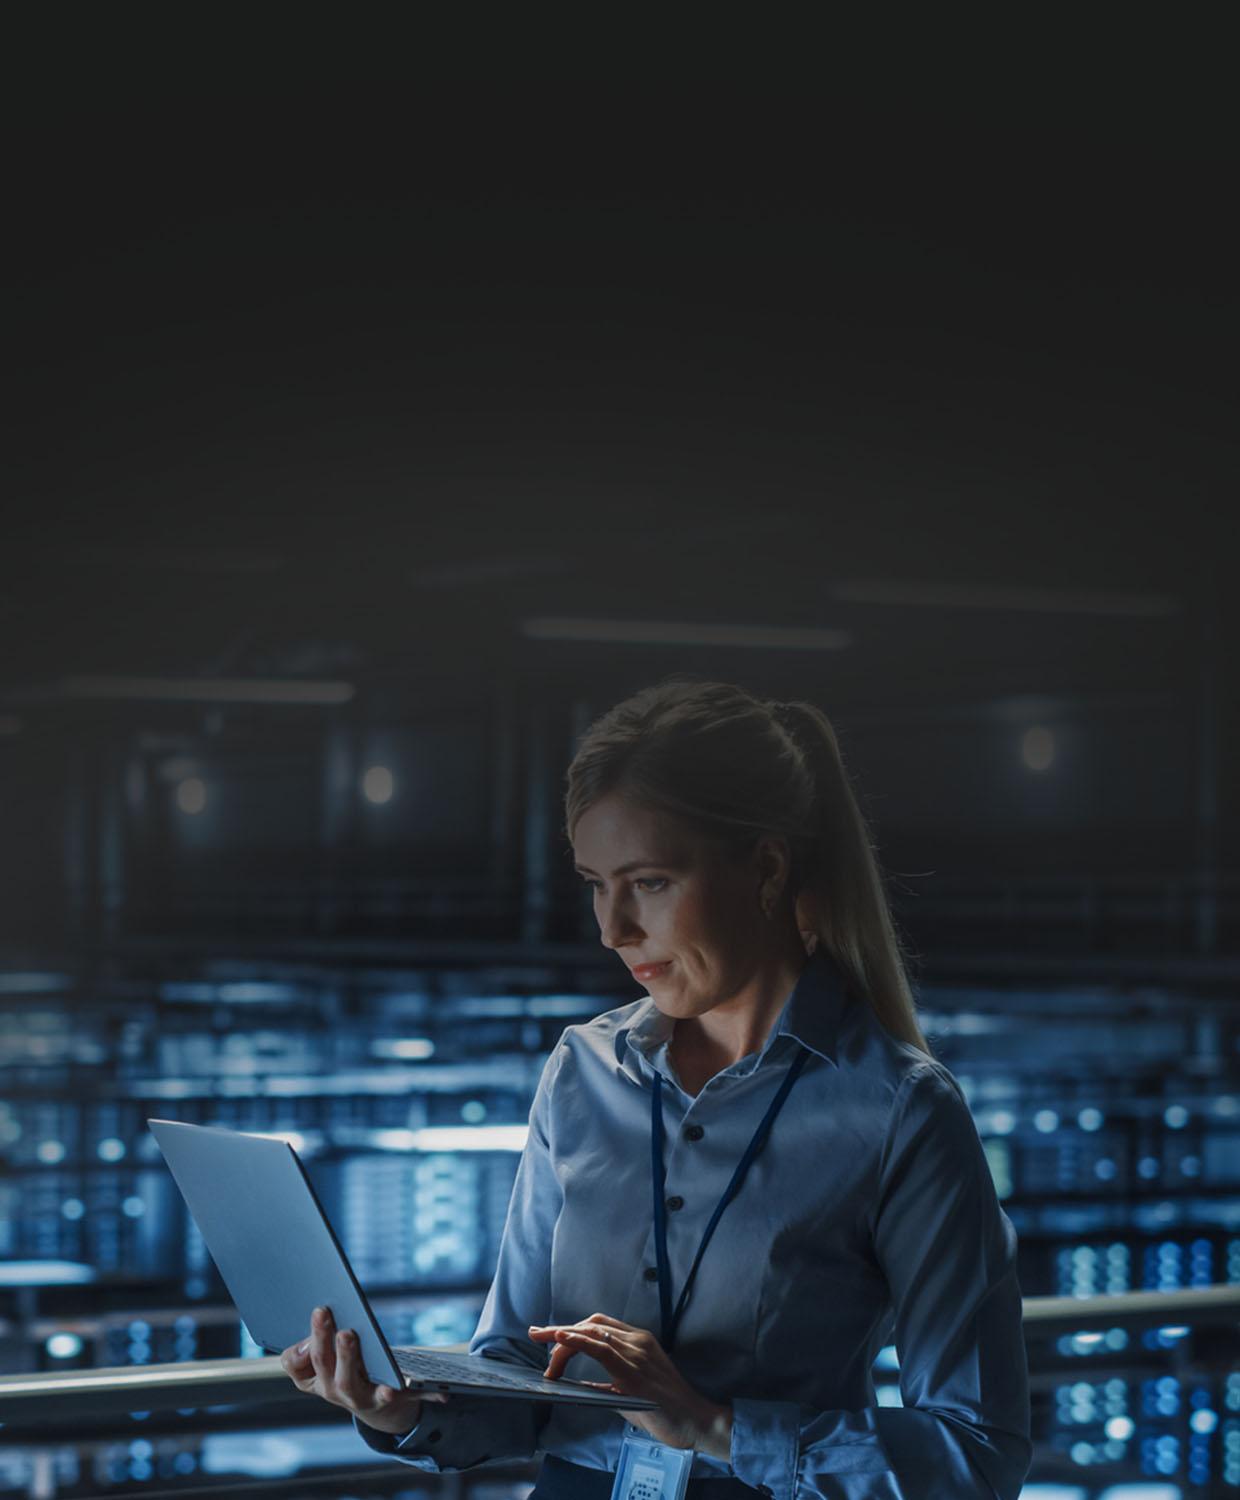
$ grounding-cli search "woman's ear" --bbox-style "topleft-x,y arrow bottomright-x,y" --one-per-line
754,834 -> 793,914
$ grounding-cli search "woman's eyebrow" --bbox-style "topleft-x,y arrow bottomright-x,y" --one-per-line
573,859 -> 670,877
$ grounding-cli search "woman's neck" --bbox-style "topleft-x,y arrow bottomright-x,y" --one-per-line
674,945 -> 810,1068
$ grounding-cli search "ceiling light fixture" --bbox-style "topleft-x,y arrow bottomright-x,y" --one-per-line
522,618 -> 851,650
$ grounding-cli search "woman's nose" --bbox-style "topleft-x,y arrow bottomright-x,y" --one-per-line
598,899 -> 642,949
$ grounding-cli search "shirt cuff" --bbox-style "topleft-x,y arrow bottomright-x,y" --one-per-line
729,1398 -> 799,1499
352,1412 -> 441,1471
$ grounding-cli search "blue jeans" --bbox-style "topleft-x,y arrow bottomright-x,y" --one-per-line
530,1453 -> 768,1498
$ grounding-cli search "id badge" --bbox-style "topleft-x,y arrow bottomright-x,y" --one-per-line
610,1433 -> 694,1500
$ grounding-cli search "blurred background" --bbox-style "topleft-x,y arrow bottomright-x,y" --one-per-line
1,26 -> 1237,1500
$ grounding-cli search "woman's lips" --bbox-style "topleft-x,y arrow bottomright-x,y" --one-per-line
632,961 -> 672,982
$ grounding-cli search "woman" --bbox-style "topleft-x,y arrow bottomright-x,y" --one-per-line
282,679 -> 1033,1498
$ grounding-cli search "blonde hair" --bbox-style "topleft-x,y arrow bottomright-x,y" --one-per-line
563,677 -> 929,1053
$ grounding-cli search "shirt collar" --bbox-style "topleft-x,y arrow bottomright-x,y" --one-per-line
615,946 -> 850,1083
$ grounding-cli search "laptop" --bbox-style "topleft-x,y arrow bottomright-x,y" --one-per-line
149,1118 -> 657,1409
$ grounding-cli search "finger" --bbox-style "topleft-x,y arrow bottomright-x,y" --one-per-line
553,1317 -> 645,1354
542,1340 -> 575,1380
562,1325 -> 643,1359
280,1337 -> 313,1373
280,1337 -> 316,1389
553,1329 -> 639,1373
581,1313 -> 637,1331
530,1318 -> 639,1348
333,1329 -> 374,1410
309,1306 -> 338,1388
528,1319 -> 603,1338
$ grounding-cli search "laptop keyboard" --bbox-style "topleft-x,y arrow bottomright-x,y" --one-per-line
393,1348 -> 551,1389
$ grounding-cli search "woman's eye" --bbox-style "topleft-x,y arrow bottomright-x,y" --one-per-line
579,877 -> 665,895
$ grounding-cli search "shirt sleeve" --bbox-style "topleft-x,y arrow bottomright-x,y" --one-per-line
728,1061 -> 1033,1500
354,1039 -> 567,1473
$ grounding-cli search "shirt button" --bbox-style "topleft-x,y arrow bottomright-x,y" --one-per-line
427,1429 -> 443,1443
643,1266 -> 659,1281
684,1124 -> 704,1141
666,1195 -> 684,1211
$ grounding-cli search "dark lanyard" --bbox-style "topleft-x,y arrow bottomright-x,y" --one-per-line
651,1044 -> 809,1353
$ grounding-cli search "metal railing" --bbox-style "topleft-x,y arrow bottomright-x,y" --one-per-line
2,1286 -> 1237,1427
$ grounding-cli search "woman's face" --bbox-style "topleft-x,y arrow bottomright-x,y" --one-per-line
571,791 -> 773,1017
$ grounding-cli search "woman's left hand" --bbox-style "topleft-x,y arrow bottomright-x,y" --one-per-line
527,1314 -> 731,1457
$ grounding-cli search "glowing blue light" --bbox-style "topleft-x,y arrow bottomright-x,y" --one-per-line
1077,1107 -> 1104,1131
1105,1416 -> 1135,1440
361,766 -> 395,805
36,1140 -> 66,1164
46,1332 -> 83,1359
1021,725 -> 1056,771
97,1136 -> 126,1162
0,971 -> 71,994
1164,1105 -> 1189,1129
370,1037 -> 435,1060
216,982 -> 299,1004
202,1427 -> 378,1477
0,1261 -> 96,1285
1094,1485 -> 1180,1498
409,1125 -> 528,1152
1034,1109 -> 1060,1133
1190,1409 -> 1218,1434
176,777 -> 207,815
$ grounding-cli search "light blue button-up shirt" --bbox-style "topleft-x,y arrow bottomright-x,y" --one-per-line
356,949 -> 1033,1498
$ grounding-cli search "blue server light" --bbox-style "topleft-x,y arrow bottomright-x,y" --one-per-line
45,1332 -> 84,1359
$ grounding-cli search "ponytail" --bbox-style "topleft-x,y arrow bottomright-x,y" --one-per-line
770,701 -> 929,1053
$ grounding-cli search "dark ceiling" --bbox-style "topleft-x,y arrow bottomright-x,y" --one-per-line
4,45 -> 1235,717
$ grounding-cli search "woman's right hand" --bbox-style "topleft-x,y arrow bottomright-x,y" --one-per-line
280,1305 -> 450,1436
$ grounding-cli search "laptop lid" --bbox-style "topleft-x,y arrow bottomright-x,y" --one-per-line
149,1118 -> 404,1388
